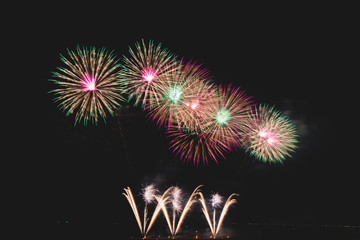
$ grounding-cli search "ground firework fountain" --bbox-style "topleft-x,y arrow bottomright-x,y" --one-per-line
123,186 -> 173,238
124,185 -> 237,239
157,186 -> 202,237
199,192 -> 238,238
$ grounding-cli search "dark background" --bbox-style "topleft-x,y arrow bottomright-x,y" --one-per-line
15,2 -> 358,239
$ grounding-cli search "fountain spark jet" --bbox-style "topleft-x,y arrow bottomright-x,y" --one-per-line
199,192 -> 238,238
141,184 -> 157,233
145,187 -> 174,235
198,192 -> 215,236
215,193 -> 238,236
174,185 -> 202,235
123,187 -> 143,234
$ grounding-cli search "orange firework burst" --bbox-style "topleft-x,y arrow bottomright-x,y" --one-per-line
50,46 -> 125,125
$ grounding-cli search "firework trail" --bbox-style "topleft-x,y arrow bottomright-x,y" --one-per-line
171,186 -> 183,233
199,192 -> 238,238
243,104 -> 298,163
167,126 -> 230,166
145,187 -> 174,235
50,46 -> 125,125
141,184 -> 157,232
148,60 -> 216,131
202,84 -> 253,150
123,186 -> 172,237
123,187 -> 143,233
198,192 -> 215,236
120,39 -> 178,109
211,193 -> 223,233
215,194 -> 238,236
151,186 -> 202,237
174,185 -> 202,235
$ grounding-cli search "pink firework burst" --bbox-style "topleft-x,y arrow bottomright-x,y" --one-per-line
81,74 -> 97,91
120,39 -> 178,109
141,67 -> 157,83
242,104 -> 298,163
50,46 -> 125,125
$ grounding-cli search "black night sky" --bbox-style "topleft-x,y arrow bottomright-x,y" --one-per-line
20,2 -> 358,239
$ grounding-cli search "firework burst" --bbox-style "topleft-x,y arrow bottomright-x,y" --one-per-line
142,184 -> 157,204
202,85 -> 253,150
148,60 -> 216,131
171,186 -> 183,212
243,104 -> 298,163
120,39 -> 178,109
50,46 -> 125,125
211,193 -> 223,208
167,125 -> 230,166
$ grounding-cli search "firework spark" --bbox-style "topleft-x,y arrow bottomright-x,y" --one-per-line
142,184 -> 157,204
174,185 -> 202,235
215,194 -> 238,236
199,192 -> 238,238
141,184 -> 157,232
124,186 -> 172,237
145,187 -> 174,235
211,193 -> 224,208
123,187 -> 143,234
243,104 -> 298,163
120,39 -> 177,109
148,60 -> 216,131
167,126 -> 230,166
149,185 -> 202,237
202,85 -> 253,150
171,186 -> 183,213
50,46 -> 125,125
210,193 -> 223,235
198,192 -> 215,236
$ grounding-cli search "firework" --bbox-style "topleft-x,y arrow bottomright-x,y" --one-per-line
50,46 -> 125,125
123,187 -> 143,233
171,186 -> 183,212
199,192 -> 238,238
142,184 -> 157,204
215,194 -> 238,236
211,193 -> 223,234
198,192 -> 215,236
148,60 -> 216,131
211,193 -> 223,208
202,85 -> 253,150
146,187 -> 174,235
120,39 -> 177,109
141,184 -> 157,231
243,104 -> 298,163
174,185 -> 202,235
167,125 -> 230,166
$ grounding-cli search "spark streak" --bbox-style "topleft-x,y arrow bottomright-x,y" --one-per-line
199,192 -> 238,238
174,185 -> 202,235
123,187 -> 143,234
